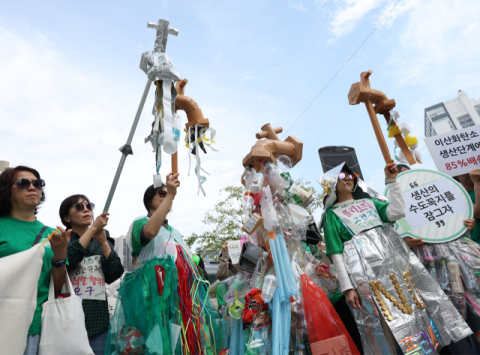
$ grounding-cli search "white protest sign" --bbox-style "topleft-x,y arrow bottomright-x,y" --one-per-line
69,255 -> 106,300
384,169 -> 473,243
227,241 -> 242,265
333,199 -> 383,235
424,125 -> 480,177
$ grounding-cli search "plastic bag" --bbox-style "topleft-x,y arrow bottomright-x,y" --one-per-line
301,274 -> 360,354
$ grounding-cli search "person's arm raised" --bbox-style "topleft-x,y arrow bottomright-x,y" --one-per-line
143,173 -> 179,239
385,160 -> 406,221
77,212 -> 109,249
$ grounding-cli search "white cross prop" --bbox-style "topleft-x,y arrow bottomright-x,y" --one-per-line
147,19 -> 179,53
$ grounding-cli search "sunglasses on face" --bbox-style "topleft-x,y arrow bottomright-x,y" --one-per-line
11,178 -> 45,190
158,190 -> 167,198
74,202 -> 95,212
339,173 -> 354,180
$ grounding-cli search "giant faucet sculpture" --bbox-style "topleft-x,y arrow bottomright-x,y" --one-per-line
242,124 -> 303,173
103,19 -> 212,211
348,70 -> 419,165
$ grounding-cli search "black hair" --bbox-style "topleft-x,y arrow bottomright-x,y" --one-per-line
0,166 -> 46,217
59,194 -> 91,230
143,184 -> 166,213
397,164 -> 411,171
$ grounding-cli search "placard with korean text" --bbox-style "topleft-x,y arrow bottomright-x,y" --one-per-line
424,125 -> 480,177
384,169 -> 472,243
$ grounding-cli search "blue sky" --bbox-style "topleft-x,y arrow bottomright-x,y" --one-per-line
1,0 -> 480,248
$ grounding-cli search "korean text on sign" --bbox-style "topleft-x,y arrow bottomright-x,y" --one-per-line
424,126 -> 480,177
68,255 -> 106,301
228,240 -> 242,265
333,199 -> 383,235
403,178 -> 468,231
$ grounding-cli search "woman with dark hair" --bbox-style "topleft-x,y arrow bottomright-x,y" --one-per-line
125,172 -> 191,269
320,161 -> 473,354
0,166 -> 69,355
60,194 -> 124,355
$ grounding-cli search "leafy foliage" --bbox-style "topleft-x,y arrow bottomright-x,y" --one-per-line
185,186 -> 244,255
186,181 -> 323,255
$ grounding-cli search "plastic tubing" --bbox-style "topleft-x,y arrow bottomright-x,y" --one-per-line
270,238 -> 287,302
278,235 -> 300,298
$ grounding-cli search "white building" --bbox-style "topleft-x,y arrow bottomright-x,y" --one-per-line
425,91 -> 480,137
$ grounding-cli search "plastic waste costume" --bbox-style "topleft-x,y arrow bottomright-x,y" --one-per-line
222,158 -> 361,355
105,216 -> 223,354
320,162 -> 472,355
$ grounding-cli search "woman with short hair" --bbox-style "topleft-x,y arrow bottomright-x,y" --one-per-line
60,194 -> 124,355
0,166 -> 69,355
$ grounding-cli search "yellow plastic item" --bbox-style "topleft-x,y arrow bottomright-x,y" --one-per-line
404,135 -> 418,147
388,125 -> 401,138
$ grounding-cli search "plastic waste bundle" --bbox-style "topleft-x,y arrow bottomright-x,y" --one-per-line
387,110 -> 422,164
415,238 -> 480,319
223,154 -> 356,355
107,246 -> 224,355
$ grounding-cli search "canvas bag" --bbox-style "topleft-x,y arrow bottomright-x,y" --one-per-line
0,246 -> 45,355
38,270 -> 93,355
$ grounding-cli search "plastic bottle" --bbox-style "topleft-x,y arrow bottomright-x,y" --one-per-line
429,261 -> 436,280
250,172 -> 264,194
261,187 -> 279,231
243,190 -> 254,217
160,115 -> 177,154
172,113 -> 182,142
261,275 -> 278,303
439,260 -> 450,290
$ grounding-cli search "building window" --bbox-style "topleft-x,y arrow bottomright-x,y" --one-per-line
432,117 -> 455,134
426,106 -> 446,118
458,114 -> 475,128
424,114 -> 436,137
475,104 -> 480,117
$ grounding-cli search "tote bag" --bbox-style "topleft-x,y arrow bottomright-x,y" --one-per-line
38,271 -> 94,355
0,246 -> 45,355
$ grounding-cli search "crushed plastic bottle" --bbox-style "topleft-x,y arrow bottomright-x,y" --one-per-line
251,172 -> 264,194
261,274 -> 278,303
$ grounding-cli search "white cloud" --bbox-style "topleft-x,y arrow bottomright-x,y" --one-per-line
462,22 -> 479,35
329,0 -> 385,38
289,1 -> 307,12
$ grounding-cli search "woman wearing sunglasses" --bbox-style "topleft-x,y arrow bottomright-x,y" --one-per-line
320,161 -> 473,354
59,195 -> 124,355
125,172 -> 191,269
0,166 -> 70,355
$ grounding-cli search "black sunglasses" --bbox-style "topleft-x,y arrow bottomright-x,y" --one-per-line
74,202 -> 95,211
11,178 -> 45,190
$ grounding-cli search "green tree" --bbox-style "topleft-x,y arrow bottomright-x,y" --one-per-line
186,181 -> 323,255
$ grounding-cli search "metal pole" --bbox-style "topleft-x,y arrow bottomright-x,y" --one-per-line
103,79 -> 153,212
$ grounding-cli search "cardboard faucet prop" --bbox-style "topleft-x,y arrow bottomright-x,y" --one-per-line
103,19 -> 215,212
348,70 -> 420,166
242,124 -> 303,173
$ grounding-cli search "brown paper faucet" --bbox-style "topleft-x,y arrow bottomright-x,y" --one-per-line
170,79 -> 210,174
242,123 -> 303,173
348,70 -> 417,165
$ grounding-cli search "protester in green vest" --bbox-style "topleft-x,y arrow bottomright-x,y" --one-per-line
127,172 -> 191,268
320,160 -> 473,355
0,166 -> 69,355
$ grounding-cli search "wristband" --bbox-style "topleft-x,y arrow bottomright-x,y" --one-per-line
51,259 -> 66,268
385,178 -> 396,184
